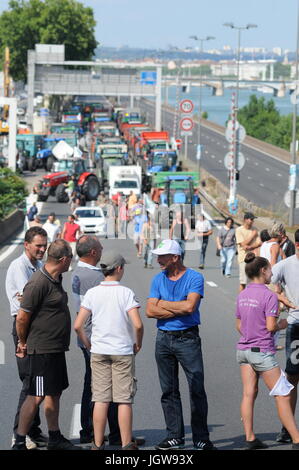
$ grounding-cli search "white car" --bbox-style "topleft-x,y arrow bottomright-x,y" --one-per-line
73,206 -> 107,236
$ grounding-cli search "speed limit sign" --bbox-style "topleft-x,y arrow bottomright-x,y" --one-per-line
180,99 -> 194,114
180,117 -> 194,132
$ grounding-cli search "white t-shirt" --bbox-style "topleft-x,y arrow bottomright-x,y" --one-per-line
43,221 -> 61,242
81,281 -> 140,355
196,219 -> 212,234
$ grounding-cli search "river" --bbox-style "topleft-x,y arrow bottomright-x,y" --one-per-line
161,85 -> 294,127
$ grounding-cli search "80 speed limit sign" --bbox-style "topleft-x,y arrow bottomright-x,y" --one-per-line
180,117 -> 194,132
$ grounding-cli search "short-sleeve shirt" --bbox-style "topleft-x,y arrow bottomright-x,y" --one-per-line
272,255 -> 299,324
149,268 -> 204,331
235,225 -> 258,263
81,281 -> 140,355
5,253 -> 43,317
43,221 -> 61,242
196,219 -> 212,242
235,283 -> 279,354
20,267 -> 71,354
218,227 -> 236,248
72,261 -> 104,347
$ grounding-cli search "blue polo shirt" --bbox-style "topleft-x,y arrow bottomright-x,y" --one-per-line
149,268 -> 204,330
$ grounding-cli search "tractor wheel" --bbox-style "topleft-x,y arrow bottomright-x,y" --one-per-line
56,183 -> 69,203
37,194 -> 48,202
81,175 -> 100,201
46,156 -> 55,172
28,157 -> 37,172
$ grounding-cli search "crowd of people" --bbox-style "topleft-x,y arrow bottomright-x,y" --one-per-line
7,196 -> 299,451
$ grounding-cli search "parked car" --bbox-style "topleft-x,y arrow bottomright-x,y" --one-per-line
73,206 -> 107,236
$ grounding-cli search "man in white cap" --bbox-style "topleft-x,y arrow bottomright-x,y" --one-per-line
146,240 -> 216,451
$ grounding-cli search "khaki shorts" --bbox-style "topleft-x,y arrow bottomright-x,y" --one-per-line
239,261 -> 248,285
91,353 -> 137,403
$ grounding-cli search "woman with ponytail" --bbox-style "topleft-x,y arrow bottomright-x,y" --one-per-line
236,252 -> 299,450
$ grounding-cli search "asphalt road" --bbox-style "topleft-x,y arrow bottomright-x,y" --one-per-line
140,99 -> 298,223
0,195 -> 295,451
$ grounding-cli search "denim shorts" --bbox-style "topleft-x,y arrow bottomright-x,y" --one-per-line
236,349 -> 278,372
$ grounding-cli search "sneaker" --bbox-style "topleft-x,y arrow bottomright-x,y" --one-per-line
245,438 -> 268,450
225,274 -> 231,278
198,265 -> 204,270
155,438 -> 185,450
26,436 -> 38,450
122,442 -> 139,450
194,440 -> 217,450
91,440 -> 105,450
276,427 -> 292,443
29,432 -> 48,448
47,435 -> 81,450
144,263 -> 148,268
109,436 -> 145,446
148,265 -> 154,269
12,441 -> 28,451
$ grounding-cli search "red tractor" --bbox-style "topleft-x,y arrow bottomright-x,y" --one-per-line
36,157 -> 101,203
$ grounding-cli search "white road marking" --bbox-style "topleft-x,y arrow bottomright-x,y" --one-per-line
206,281 -> 218,288
70,404 -> 81,438
277,173 -> 282,177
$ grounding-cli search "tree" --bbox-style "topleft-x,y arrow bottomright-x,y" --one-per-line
0,0 -> 98,81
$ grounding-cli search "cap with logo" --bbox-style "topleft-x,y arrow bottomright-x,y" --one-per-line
151,239 -> 182,256
244,212 -> 257,220
100,251 -> 129,270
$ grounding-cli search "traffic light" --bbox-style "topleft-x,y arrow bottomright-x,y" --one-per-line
236,170 -> 240,181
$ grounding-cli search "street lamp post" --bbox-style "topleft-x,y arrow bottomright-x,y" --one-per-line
189,35 -> 215,162
223,23 -> 257,211
289,1 -> 299,226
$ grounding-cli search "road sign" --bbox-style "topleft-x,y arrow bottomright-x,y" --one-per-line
179,99 -> 194,114
140,71 -> 157,85
180,130 -> 193,136
284,190 -> 299,208
179,117 -> 194,132
224,152 -> 245,171
225,124 -> 246,143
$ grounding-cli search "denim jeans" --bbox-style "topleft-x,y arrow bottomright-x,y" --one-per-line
143,239 -> 155,266
220,246 -> 235,275
80,348 -> 121,441
155,328 -> 210,443
199,239 -> 209,266
174,239 -> 186,261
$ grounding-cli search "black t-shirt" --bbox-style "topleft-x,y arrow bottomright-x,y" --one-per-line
20,267 -> 71,354
282,238 -> 295,258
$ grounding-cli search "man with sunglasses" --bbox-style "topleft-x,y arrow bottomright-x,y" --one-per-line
12,239 -> 79,450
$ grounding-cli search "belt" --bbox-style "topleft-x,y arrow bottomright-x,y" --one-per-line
159,326 -> 198,337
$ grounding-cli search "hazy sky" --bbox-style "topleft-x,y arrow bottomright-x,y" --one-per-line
0,0 -> 298,51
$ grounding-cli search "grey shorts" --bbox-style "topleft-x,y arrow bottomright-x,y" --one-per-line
237,349 -> 278,372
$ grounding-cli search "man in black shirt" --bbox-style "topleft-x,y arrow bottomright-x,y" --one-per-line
279,227 -> 295,258
13,239 -> 79,451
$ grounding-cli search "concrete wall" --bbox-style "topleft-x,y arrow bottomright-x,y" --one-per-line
0,209 -> 24,245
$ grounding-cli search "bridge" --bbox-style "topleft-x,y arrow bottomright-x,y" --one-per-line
27,44 -> 163,130
162,75 -> 296,98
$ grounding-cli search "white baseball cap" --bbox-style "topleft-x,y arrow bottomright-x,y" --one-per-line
151,239 -> 182,256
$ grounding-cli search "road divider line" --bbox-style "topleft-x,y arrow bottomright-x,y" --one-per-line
206,281 -> 218,287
